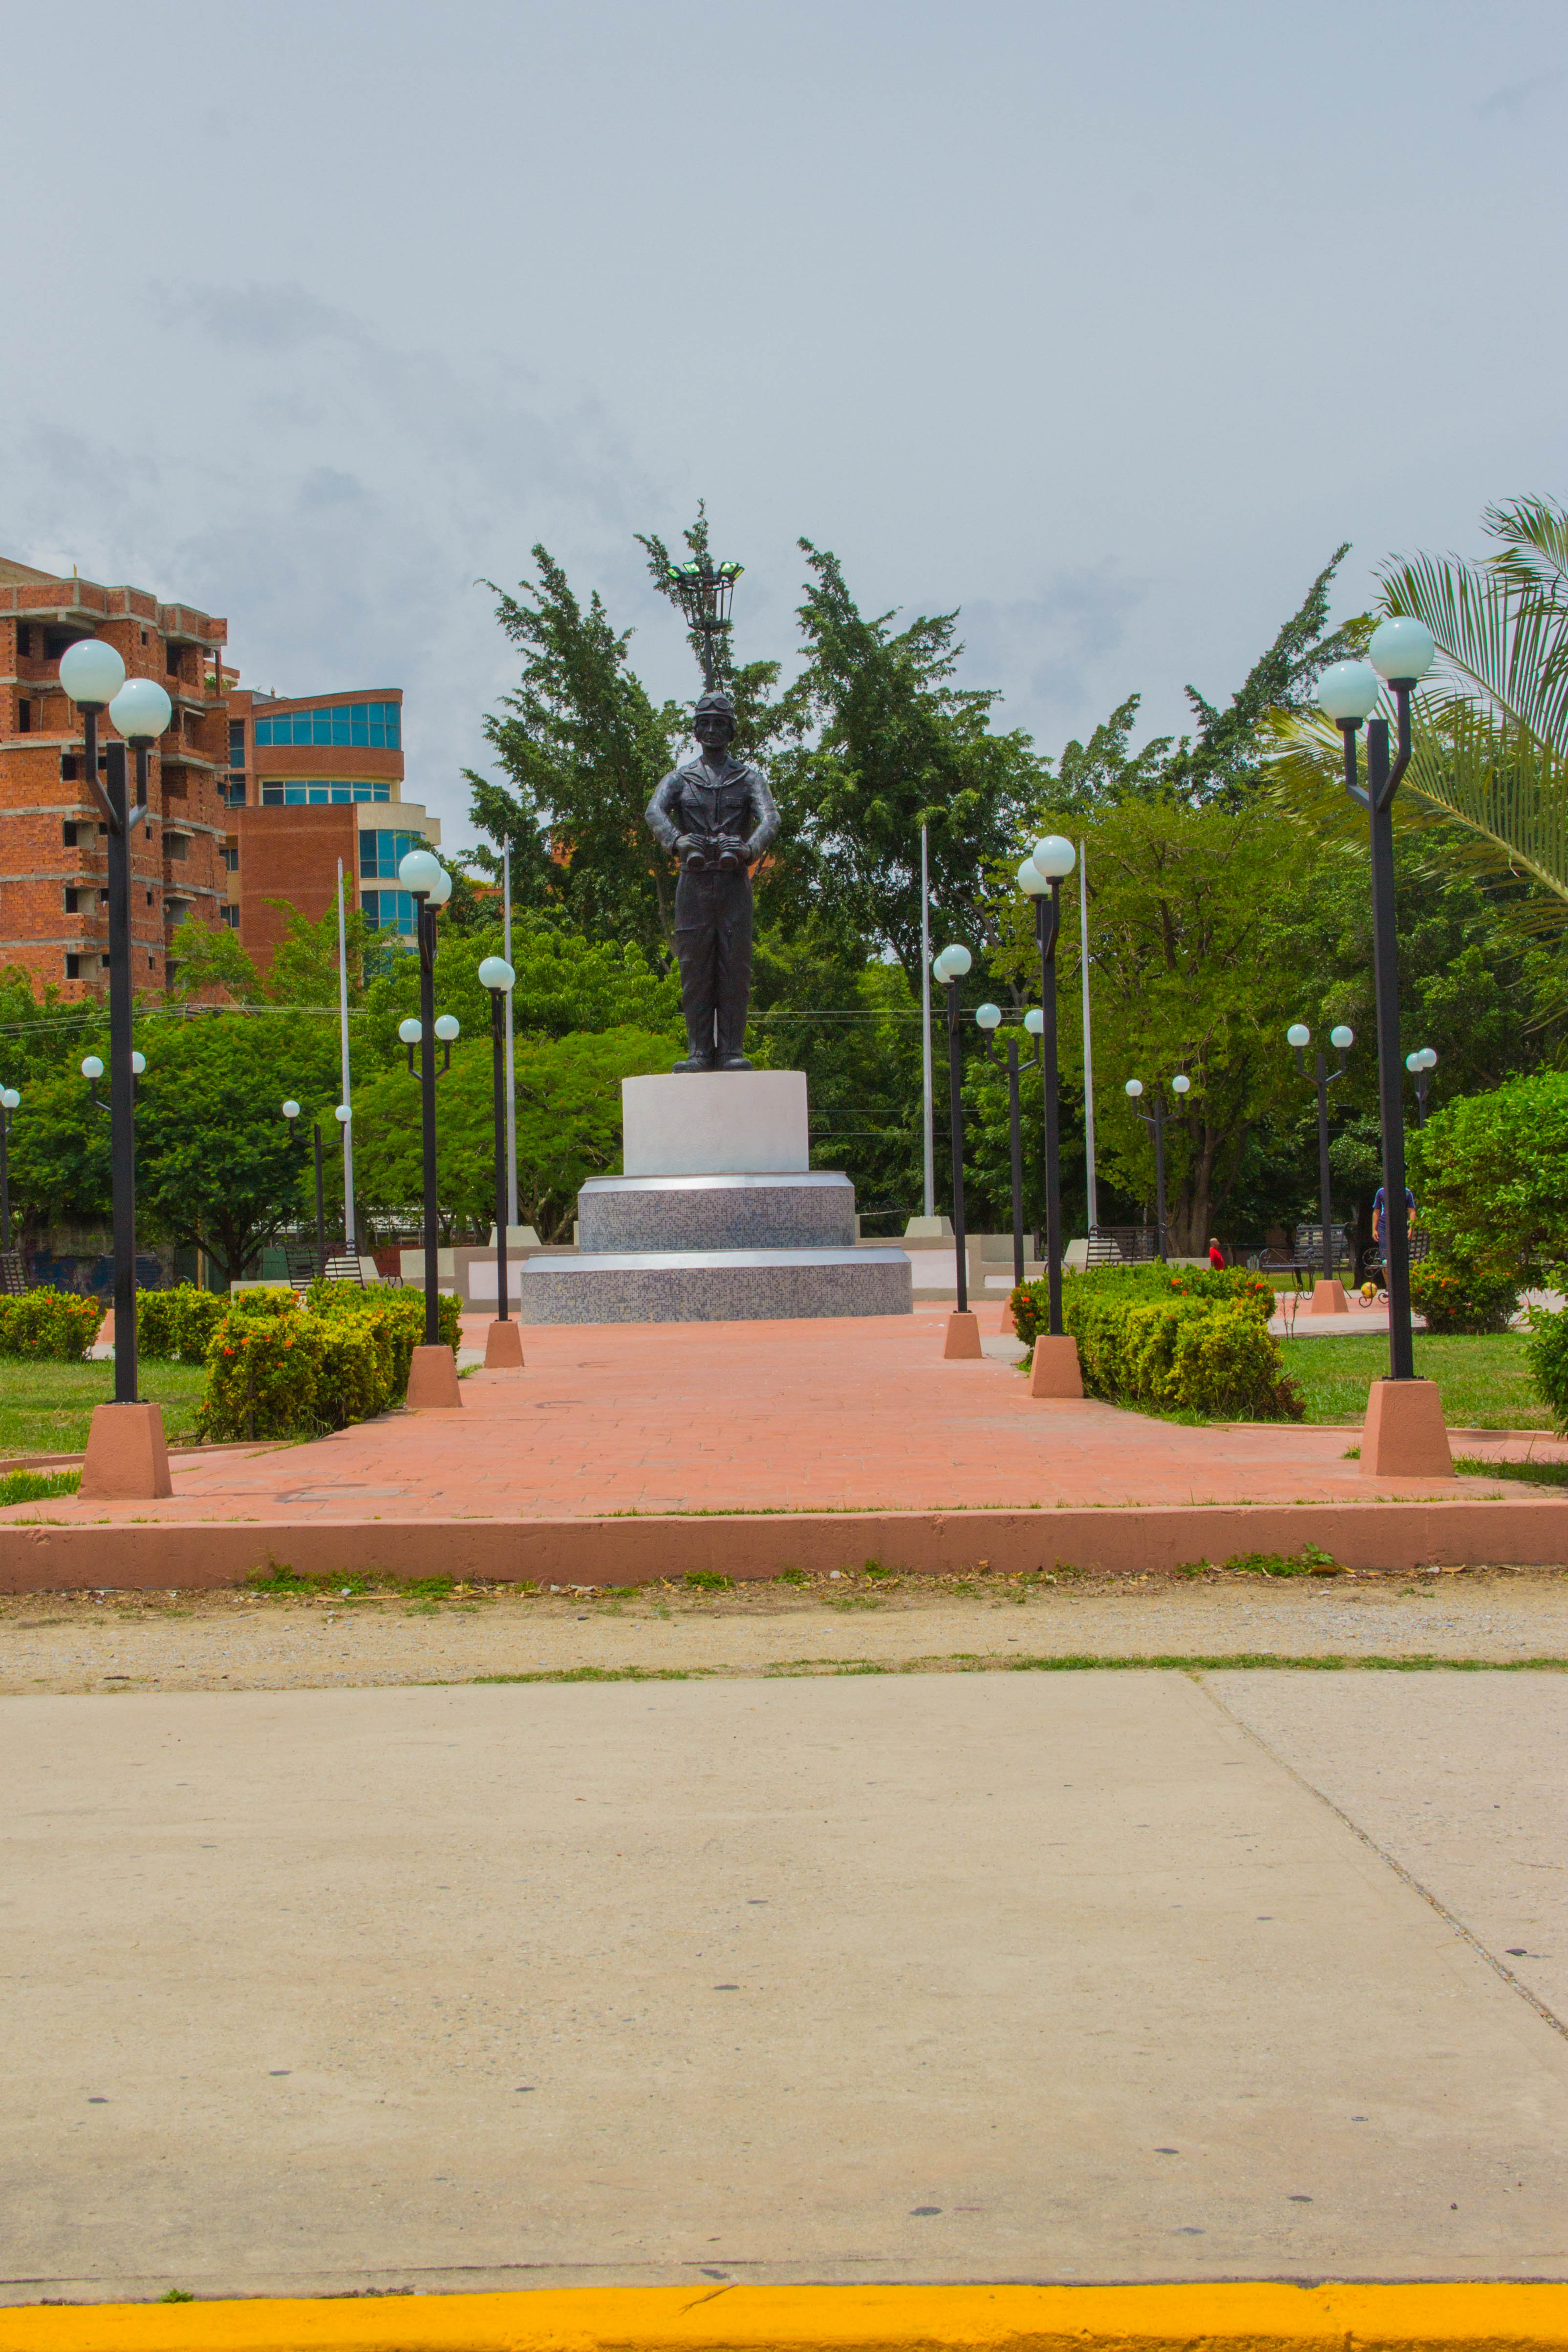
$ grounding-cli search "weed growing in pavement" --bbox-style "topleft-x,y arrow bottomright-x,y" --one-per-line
773,1568 -> 809,1586
683,1572 -> 733,1592
0,1468 -> 81,1507
1173,1543 -> 1345,1579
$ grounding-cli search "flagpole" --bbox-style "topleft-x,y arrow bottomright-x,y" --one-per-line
502,840 -> 517,1232
920,821 -> 934,1219
1079,838 -> 1097,1233
336,859 -> 356,1253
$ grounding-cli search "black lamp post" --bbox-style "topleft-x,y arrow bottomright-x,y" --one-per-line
1318,621 -> 1437,1384
1018,835 -> 1076,1334
396,847 -> 456,1348
0,1086 -> 19,1251
279,1100 -> 351,1281
1287,1021 -> 1354,1289
664,554 -> 745,690
58,649 -> 171,1410
933,941 -> 973,1318
974,1003 -> 1042,1293
1407,1046 -> 1437,1126
1124,1074 -> 1190,1261
478,954 -> 518,1335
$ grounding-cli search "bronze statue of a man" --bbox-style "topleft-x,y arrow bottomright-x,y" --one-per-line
646,690 -> 779,1072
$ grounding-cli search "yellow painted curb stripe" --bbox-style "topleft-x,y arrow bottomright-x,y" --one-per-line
2,2282 -> 1568,2352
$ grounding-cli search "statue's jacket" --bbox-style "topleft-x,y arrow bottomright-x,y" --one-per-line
646,754 -> 779,866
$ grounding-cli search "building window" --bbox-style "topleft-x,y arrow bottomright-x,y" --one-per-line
165,834 -> 190,862
229,721 -> 245,764
18,699 -> 30,732
361,888 -> 416,937
221,778 -> 246,807
62,820 -> 77,847
64,886 -> 79,913
221,905 -> 240,930
59,755 -> 78,783
65,953 -> 80,979
98,887 -> 109,905
359,828 -> 424,881
259,779 -> 391,807
253,701 -> 401,750
224,844 -> 239,872
17,625 -> 32,657
101,954 -> 112,970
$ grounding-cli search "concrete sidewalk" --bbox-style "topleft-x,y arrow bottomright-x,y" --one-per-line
4,1670 -> 1565,2302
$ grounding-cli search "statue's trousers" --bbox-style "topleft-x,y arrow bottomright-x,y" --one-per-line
674,866 -> 754,1062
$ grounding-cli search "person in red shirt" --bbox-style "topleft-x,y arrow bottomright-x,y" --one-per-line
1208,1237 -> 1226,1270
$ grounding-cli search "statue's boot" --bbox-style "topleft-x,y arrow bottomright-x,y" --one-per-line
672,1052 -> 715,1073
717,1054 -> 753,1071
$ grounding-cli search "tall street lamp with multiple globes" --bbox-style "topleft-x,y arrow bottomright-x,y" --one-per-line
1017,835 -> 1076,1347
477,956 -> 524,1367
1317,617 -> 1452,1476
930,942 -> 974,1342
397,847 -> 464,1408
973,1003 -> 1042,1295
1287,1021 -> 1354,1307
1407,1045 -> 1438,1126
1123,1073 -> 1190,1260
58,642 -> 172,1472
1316,620 -> 1436,1393
281,1099 -> 352,1280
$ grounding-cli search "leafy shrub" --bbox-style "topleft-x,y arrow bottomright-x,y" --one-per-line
136,1283 -> 228,1364
195,1282 -> 460,1443
1409,1256 -> 1521,1336
1010,1263 -> 1302,1422
1410,1072 -> 1568,1280
1524,1304 -> 1568,1435
0,1290 -> 104,1361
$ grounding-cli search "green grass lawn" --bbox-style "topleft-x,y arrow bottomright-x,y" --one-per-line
1283,1332 -> 1550,1429
0,1360 -> 208,1458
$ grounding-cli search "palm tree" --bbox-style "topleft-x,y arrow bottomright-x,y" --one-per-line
1267,496 -> 1568,911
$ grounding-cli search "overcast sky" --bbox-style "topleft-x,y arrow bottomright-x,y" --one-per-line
4,0 -> 1564,846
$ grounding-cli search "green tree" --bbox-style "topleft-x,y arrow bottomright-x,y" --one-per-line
766,543 -> 1042,987
1409,1072 -> 1568,1279
465,548 -> 684,964
165,917 -> 264,1005
133,1015 -> 340,1284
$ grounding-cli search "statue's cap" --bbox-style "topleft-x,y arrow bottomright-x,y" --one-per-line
694,690 -> 736,719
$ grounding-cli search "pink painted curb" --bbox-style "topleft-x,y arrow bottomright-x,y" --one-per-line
3,1496 -> 1568,1593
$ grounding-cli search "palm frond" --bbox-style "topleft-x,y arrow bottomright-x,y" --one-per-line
1376,551 -> 1568,758
1484,494 -> 1568,601
1263,703 -> 1568,928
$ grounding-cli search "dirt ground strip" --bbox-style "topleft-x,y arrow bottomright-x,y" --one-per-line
3,1563 -> 1567,1696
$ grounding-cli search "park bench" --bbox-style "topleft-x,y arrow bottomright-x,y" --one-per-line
1085,1226 -> 1158,1266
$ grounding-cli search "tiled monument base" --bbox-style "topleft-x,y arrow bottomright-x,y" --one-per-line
521,1074 -> 912,1326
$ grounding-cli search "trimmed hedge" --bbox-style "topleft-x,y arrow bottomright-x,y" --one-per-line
1010,1263 -> 1303,1423
1408,1256 -> 1521,1336
0,1290 -> 104,1361
137,1283 -> 229,1364
195,1281 -> 463,1443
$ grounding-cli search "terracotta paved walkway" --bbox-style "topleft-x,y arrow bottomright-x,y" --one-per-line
4,1306 -> 1542,1530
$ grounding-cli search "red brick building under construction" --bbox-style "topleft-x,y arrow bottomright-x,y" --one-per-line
0,555 -> 440,995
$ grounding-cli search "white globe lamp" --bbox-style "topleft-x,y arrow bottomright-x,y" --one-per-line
108,679 -> 173,745
1031,835 -> 1076,880
59,639 -> 126,709
1368,617 -> 1436,684
1317,660 -> 1381,725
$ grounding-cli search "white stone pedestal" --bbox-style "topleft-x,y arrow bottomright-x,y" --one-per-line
622,1071 -> 809,1177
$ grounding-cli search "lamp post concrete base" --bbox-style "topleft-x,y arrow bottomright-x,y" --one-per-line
483,1319 -> 524,1368
1360,1378 -> 1452,1479
1029,1336 -> 1084,1398
997,1293 -> 1016,1334
406,1345 -> 463,1410
80,1403 -> 172,1500
1309,1279 -> 1350,1315
943,1310 -> 982,1359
